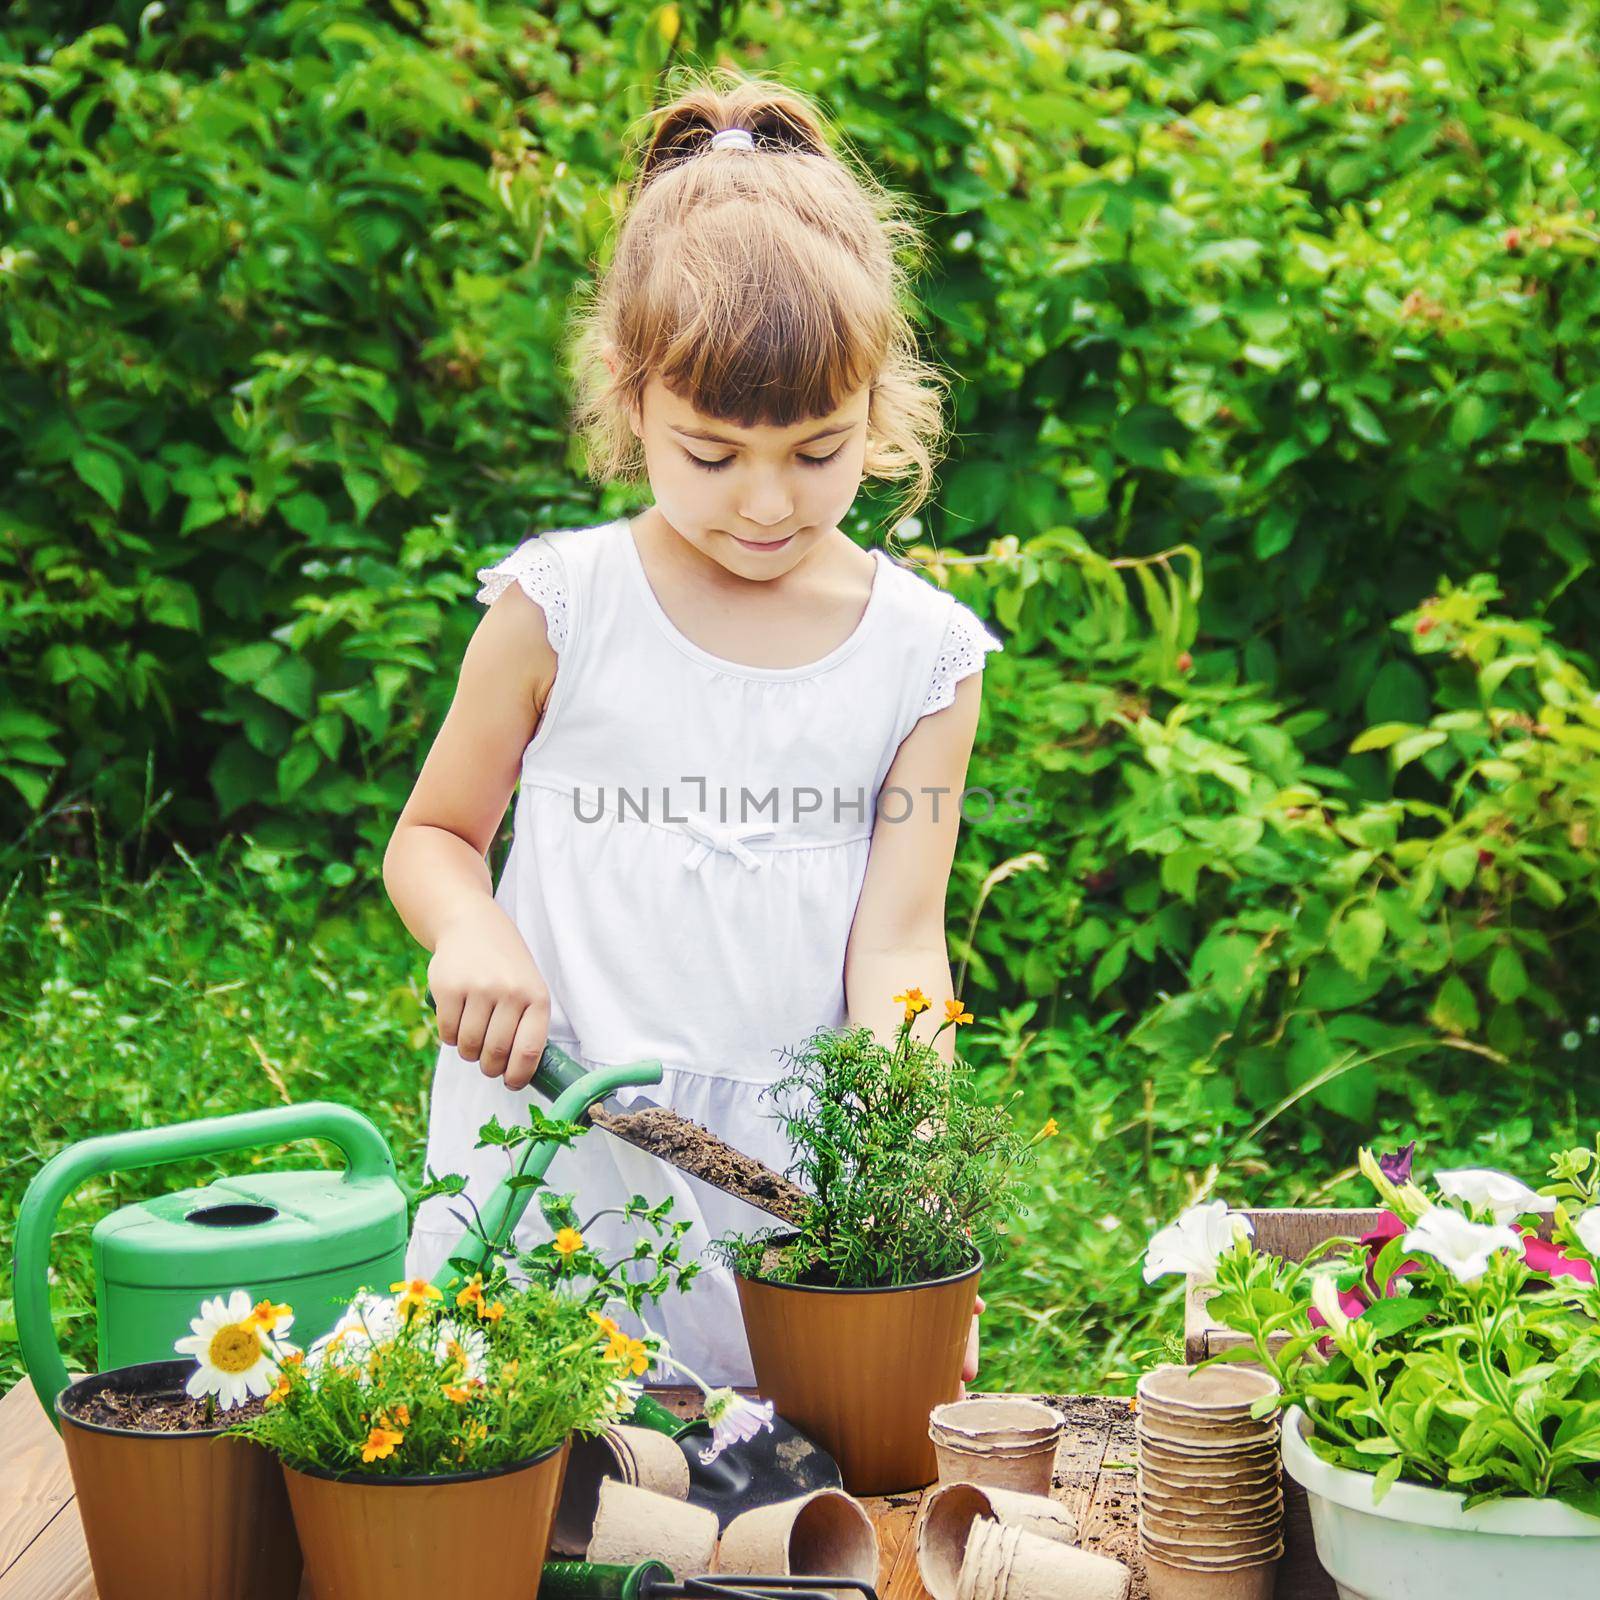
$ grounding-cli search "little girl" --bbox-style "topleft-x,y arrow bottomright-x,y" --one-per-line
384,72 -> 1003,1387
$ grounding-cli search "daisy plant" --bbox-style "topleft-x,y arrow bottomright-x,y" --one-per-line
224,1271 -> 643,1477
711,989 -> 1050,1290
1144,1138 -> 1600,1515
172,1289 -> 300,1424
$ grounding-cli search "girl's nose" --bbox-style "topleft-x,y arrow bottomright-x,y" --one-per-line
739,492 -> 793,527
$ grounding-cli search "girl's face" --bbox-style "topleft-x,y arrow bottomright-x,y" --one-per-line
627,373 -> 870,580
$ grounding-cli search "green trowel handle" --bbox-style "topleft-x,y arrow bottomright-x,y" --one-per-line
625,1390 -> 697,1440
540,1560 -> 673,1599
14,1101 -> 399,1431
430,1039 -> 665,1288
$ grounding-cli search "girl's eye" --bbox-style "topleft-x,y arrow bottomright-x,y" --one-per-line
683,447 -> 845,472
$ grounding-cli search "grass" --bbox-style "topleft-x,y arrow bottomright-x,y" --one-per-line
3,811 -> 1592,1400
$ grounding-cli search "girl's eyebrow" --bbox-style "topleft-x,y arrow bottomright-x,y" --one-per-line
670,421 -> 856,446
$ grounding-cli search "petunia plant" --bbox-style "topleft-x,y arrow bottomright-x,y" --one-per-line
710,988 -> 1051,1290
1144,1138 -> 1600,1515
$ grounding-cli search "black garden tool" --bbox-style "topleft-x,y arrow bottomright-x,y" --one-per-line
541,1563 -> 878,1600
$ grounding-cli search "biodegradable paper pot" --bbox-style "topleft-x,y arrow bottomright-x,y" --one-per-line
917,1482 -> 1080,1600
1281,1403 -> 1600,1599
956,1519 -> 1130,1600
1136,1411 -> 1281,1448
930,1398 -> 1065,1444
550,1423 -> 691,1555
734,1244 -> 981,1495
1136,1365 -> 1280,1418
1136,1421 -> 1280,1456
931,1433 -> 1059,1495
1138,1485 -> 1283,1524
1138,1434 -> 1281,1470
1144,1554 -> 1277,1600
55,1359 -> 302,1600
1139,1524 -> 1285,1562
282,1436 -> 568,1600
587,1478 -> 720,1575
715,1487 -> 879,1595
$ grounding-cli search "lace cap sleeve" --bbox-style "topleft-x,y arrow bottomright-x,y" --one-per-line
920,601 -> 1003,718
474,538 -> 570,652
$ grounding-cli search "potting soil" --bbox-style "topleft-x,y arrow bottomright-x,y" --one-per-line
70,1385 -> 271,1431
585,1104 -> 809,1224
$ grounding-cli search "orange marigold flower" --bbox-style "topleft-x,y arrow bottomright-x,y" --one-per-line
247,1299 -> 292,1333
361,1427 -> 404,1463
894,986 -> 931,1020
455,1273 -> 485,1310
390,1278 -> 443,1320
442,1383 -> 473,1404
943,999 -> 975,1025
589,1310 -> 620,1338
554,1227 -> 584,1257
477,1300 -> 505,1323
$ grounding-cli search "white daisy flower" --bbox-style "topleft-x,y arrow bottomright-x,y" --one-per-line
699,1388 -> 776,1464
307,1290 -> 400,1378
173,1289 -> 297,1410
432,1315 -> 489,1384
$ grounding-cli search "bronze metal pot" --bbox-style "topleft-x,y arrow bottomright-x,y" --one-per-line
735,1243 -> 982,1494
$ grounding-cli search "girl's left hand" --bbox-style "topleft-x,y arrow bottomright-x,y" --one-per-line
960,1294 -> 986,1388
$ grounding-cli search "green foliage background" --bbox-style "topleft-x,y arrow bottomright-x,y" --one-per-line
4,0 -> 1600,1393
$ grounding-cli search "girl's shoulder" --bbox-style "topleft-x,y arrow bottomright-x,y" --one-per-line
875,550 -> 1006,718
471,519 -> 621,653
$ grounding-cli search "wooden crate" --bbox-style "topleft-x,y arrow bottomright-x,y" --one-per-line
1183,1206 -> 1386,1364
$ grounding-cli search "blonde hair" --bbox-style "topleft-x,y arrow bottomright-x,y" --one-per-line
565,65 -> 952,530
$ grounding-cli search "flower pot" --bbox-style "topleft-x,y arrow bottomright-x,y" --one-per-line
1281,1405 -> 1600,1599
281,1435 -> 569,1600
733,1243 -> 981,1495
55,1358 -> 302,1600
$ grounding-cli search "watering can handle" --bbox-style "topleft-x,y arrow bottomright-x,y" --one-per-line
13,1101 -> 398,1431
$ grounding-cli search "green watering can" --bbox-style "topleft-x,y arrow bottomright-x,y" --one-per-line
12,1041 -> 687,1437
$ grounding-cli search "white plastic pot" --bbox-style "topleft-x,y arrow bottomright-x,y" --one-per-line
1280,1405 -> 1600,1599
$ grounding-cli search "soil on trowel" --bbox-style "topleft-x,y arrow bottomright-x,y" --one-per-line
70,1385 -> 271,1432
586,1104 -> 809,1224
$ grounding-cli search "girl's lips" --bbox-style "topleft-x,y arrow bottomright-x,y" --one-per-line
730,532 -> 795,552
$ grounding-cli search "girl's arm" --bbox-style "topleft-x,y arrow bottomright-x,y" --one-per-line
843,670 -> 987,1062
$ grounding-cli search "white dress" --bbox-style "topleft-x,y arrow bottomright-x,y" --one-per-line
405,514 -> 1003,1384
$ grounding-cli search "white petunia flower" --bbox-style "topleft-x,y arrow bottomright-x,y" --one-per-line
1572,1207 -> 1600,1260
1309,1273 -> 1352,1336
173,1289 -> 297,1410
698,1388 -> 776,1465
1143,1201 -> 1255,1285
1402,1206 -> 1521,1283
1435,1168 -> 1556,1224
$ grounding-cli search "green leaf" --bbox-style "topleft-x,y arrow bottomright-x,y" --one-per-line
72,448 -> 124,512
1364,660 -> 1429,726
1431,975 -> 1481,1035
1438,844 -> 1479,891
210,643 -> 282,684
1487,945 -> 1527,1003
256,656 -> 316,720
1330,907 -> 1384,981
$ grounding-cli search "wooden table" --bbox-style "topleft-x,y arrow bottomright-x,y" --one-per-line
0,1378 -> 1321,1598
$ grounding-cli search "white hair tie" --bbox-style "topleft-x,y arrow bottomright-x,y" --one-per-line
708,128 -> 756,153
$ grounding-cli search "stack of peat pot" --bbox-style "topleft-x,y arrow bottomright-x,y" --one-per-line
1134,1365 -> 1285,1600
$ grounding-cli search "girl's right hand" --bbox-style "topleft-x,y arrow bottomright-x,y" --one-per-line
426,903 -> 552,1091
